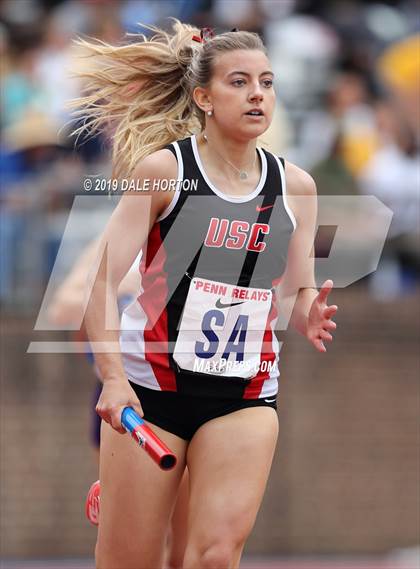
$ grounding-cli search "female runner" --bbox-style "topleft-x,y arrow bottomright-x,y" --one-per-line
74,20 -> 338,569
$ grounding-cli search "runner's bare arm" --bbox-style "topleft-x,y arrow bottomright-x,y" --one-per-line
49,233 -> 145,327
48,236 -> 101,326
84,149 -> 177,383
276,161 -> 318,336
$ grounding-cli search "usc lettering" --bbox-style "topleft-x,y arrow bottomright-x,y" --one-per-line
204,217 -> 270,252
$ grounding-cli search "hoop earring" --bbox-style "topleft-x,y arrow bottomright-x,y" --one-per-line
207,110 -> 213,117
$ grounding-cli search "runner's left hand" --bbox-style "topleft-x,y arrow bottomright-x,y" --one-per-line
307,279 -> 338,353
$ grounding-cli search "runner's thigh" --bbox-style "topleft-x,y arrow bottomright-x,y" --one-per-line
185,406 -> 278,561
96,420 -> 188,569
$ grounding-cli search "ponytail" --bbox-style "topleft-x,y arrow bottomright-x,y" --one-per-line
68,19 -> 201,178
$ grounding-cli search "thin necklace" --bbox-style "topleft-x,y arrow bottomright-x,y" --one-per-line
202,133 -> 256,181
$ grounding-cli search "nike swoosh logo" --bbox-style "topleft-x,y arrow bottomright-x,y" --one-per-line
264,398 -> 276,403
256,204 -> 274,212
215,299 -> 246,309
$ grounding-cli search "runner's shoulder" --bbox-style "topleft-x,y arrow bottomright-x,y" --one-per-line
125,148 -> 178,212
284,160 -> 317,197
130,148 -> 178,186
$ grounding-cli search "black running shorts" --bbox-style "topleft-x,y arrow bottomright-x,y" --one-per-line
128,380 -> 277,441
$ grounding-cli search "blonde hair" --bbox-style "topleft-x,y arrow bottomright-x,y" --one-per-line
69,19 -> 266,178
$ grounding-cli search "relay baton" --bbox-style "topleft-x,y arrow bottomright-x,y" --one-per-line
121,407 -> 177,470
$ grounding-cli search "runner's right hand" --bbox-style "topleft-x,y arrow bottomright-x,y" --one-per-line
95,378 -> 144,434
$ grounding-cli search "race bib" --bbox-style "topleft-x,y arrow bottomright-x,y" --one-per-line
173,277 -> 272,378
